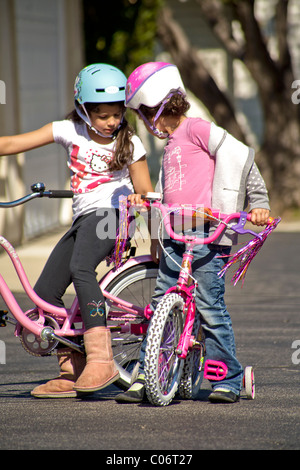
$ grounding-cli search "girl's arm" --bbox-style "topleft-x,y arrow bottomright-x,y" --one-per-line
246,163 -> 270,226
128,155 -> 159,262
0,123 -> 54,156
128,155 -> 154,204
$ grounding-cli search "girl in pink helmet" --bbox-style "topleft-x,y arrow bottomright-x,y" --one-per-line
116,62 -> 270,404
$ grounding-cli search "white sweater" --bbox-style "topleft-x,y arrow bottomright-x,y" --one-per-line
208,122 -> 270,245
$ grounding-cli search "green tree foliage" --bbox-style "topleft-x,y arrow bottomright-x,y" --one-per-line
82,0 -> 162,76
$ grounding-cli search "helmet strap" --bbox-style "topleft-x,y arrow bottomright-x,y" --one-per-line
76,102 -> 123,140
137,91 -> 178,139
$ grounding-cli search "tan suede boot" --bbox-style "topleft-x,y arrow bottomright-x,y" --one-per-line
73,327 -> 119,392
31,348 -> 86,398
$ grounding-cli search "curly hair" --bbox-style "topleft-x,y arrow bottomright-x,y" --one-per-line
139,92 -> 190,119
66,103 -> 135,171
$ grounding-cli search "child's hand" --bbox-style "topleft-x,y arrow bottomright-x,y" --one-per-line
127,193 -> 145,206
250,208 -> 270,226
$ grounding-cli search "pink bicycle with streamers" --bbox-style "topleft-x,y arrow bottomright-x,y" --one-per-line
0,183 -> 159,391
135,194 -> 281,406
0,185 -> 280,401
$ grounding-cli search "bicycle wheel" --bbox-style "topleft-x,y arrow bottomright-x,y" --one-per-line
179,316 -> 205,399
244,366 -> 255,400
145,292 -> 185,406
104,261 -> 158,390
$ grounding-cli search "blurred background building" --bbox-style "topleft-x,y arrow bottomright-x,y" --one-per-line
0,0 -> 83,243
0,0 -> 299,244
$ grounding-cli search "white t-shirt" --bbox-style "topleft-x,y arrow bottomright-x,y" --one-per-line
52,120 -> 146,219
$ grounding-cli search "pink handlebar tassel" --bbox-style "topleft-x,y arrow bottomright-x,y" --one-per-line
218,217 -> 281,286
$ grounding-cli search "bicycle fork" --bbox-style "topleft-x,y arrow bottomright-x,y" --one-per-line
174,247 -> 228,381
174,247 -> 202,359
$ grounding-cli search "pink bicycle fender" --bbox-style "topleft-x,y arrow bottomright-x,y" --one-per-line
99,255 -> 153,290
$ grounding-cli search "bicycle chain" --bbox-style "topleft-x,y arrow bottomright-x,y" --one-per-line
109,314 -> 144,322
18,309 -> 143,356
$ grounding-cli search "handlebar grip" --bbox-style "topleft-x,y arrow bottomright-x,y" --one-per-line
46,190 -> 73,198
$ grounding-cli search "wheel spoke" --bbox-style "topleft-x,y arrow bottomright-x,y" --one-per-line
105,262 -> 158,390
145,293 -> 185,406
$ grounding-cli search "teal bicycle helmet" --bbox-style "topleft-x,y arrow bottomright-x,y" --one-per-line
74,63 -> 127,137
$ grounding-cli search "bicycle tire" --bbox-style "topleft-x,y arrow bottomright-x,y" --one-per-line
144,292 -> 185,406
244,366 -> 255,400
179,316 -> 205,399
104,261 -> 158,390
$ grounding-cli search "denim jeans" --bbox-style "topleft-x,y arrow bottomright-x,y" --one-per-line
140,229 -> 244,395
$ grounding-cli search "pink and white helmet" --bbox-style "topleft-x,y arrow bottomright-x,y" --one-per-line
125,62 -> 186,138
125,62 -> 185,109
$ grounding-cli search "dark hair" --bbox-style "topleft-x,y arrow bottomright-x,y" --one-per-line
66,102 -> 135,171
139,92 -> 190,119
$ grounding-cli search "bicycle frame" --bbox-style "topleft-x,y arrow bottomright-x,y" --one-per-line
140,198 -> 280,385
0,233 -> 152,340
0,184 -> 154,356
0,185 -> 279,394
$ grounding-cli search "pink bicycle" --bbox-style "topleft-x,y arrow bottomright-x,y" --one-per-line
138,195 -> 281,406
0,183 -> 158,391
0,184 -> 280,401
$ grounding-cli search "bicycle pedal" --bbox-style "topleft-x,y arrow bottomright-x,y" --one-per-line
0,310 -> 8,327
203,359 -> 228,381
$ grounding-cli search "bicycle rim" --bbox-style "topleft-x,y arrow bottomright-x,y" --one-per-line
145,293 -> 184,406
105,261 -> 158,390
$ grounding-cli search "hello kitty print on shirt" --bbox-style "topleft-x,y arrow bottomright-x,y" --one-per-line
69,144 -> 113,193
52,119 -> 147,218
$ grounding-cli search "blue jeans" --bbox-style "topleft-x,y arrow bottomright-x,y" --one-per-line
140,230 -> 243,395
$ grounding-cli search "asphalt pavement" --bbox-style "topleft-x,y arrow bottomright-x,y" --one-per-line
0,222 -> 300,452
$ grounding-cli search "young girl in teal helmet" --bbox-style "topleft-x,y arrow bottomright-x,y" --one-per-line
0,63 -> 153,398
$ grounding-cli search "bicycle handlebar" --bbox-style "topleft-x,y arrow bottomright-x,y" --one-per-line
45,190 -> 74,199
140,194 -> 274,245
126,194 -> 280,286
0,182 -> 73,208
